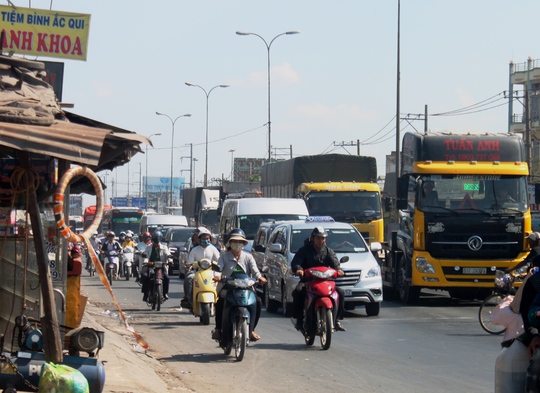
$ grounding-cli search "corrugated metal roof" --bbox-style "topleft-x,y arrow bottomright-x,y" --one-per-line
0,120 -> 109,166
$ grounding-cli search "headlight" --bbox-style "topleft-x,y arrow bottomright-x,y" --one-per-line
416,257 -> 435,274
198,259 -> 212,270
365,265 -> 381,278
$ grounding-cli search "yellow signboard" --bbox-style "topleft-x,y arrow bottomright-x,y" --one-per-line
0,5 -> 90,61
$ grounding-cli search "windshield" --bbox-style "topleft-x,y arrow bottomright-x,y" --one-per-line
169,229 -> 194,243
306,192 -> 381,220
416,175 -> 528,213
238,214 -> 308,239
290,227 -> 368,254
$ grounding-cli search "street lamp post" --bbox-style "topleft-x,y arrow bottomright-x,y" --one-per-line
145,133 -> 162,209
185,82 -> 230,187
229,149 -> 235,181
156,112 -> 191,207
236,30 -> 299,162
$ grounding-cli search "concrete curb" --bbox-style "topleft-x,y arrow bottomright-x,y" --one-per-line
81,301 -> 172,393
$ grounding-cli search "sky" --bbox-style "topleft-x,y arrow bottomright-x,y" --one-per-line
9,0 -> 540,205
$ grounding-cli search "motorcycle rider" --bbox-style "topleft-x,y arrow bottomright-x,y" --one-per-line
182,227 -> 220,308
118,231 -> 126,245
141,231 -> 171,302
212,228 -> 266,341
86,231 -> 101,271
291,226 -> 346,332
135,231 -> 152,283
100,231 -> 123,279
122,231 -> 135,248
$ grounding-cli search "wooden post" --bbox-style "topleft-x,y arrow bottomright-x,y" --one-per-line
22,154 -> 63,363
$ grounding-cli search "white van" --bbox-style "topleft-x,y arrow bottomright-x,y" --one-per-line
219,198 -> 309,252
139,214 -> 188,236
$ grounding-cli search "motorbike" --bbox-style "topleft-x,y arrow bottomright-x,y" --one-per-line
122,246 -> 135,281
144,257 -> 172,311
297,266 -> 341,350
104,249 -> 120,286
216,271 -> 258,362
191,259 -> 219,325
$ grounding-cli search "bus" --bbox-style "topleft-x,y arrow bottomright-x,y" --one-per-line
101,207 -> 144,236
83,204 -> 113,232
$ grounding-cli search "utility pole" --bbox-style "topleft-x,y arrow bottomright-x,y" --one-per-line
333,141 -> 360,155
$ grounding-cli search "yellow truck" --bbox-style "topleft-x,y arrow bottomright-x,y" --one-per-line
261,154 -> 383,244
385,132 -> 532,303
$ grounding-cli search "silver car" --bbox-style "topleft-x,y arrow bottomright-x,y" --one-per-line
264,220 -> 383,317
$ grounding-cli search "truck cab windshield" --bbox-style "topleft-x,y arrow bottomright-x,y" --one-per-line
306,192 -> 382,220
416,175 -> 528,213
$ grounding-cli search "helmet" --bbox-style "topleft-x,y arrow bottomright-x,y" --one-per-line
152,231 -> 162,243
227,228 -> 247,246
119,231 -> 126,237
71,245 -> 82,256
107,231 -> 115,238
125,230 -> 133,238
310,226 -> 327,238
198,227 -> 212,237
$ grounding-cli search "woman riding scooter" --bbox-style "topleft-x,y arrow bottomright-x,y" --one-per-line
212,228 -> 266,342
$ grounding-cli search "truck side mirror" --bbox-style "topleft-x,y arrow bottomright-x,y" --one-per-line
396,176 -> 410,210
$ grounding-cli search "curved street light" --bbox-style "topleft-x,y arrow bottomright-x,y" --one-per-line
185,82 -> 230,187
236,30 -> 300,162
155,112 -> 191,207
145,132 -> 162,208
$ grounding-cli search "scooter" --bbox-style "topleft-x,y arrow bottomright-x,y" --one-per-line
296,266 -> 341,350
122,246 -> 134,281
191,258 -> 219,325
104,250 -> 120,286
216,272 -> 258,362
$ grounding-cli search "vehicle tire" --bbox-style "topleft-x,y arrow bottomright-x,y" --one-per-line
125,266 -> 131,281
319,308 -> 333,350
479,294 -> 506,335
281,284 -> 293,317
200,303 -> 211,326
305,333 -> 315,346
156,285 -> 163,312
397,257 -> 420,304
107,268 -> 113,286
365,302 -> 381,317
223,342 -> 232,356
235,318 -> 248,362
265,285 -> 279,313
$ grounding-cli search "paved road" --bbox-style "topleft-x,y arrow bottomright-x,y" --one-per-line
82,273 -> 503,393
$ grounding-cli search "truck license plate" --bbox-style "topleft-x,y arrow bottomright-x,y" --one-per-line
463,268 -> 487,274
344,289 -> 352,296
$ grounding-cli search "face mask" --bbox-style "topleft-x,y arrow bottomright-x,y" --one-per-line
200,239 -> 211,248
231,242 -> 244,252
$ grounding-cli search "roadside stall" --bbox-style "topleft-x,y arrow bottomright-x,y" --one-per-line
0,54 -> 149,392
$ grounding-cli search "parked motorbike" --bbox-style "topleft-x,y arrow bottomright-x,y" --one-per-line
104,250 -> 120,286
122,246 -> 134,281
216,272 -> 258,362
191,258 -> 219,325
297,266 -> 341,350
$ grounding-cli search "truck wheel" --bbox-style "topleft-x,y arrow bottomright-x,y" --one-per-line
365,302 -> 380,316
397,257 -> 420,304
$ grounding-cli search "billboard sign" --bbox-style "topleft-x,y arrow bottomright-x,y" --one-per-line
233,158 -> 265,182
144,177 -> 185,194
0,5 -> 91,61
